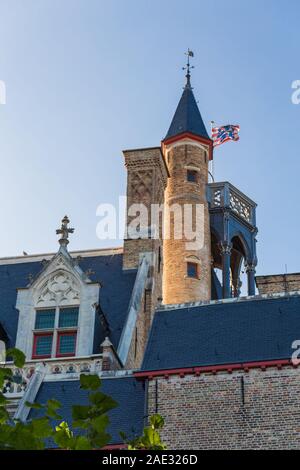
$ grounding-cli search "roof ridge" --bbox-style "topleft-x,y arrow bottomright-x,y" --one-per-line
0,247 -> 124,265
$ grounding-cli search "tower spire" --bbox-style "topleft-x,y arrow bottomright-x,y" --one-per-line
183,49 -> 194,89
163,49 -> 211,142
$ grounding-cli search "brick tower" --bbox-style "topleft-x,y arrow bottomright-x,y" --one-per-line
162,57 -> 213,304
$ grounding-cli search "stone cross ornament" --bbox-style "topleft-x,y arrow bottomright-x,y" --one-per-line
56,215 -> 74,248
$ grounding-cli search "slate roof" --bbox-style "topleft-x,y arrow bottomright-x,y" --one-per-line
0,253 -> 137,351
77,254 -> 137,348
164,85 -> 210,141
142,295 -> 300,371
0,261 -> 44,349
29,376 -> 145,446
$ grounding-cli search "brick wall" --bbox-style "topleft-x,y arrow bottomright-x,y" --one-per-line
163,142 -> 211,304
122,147 -> 168,368
256,273 -> 300,295
122,147 -> 168,271
147,367 -> 300,449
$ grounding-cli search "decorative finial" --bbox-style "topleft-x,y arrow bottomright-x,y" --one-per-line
182,49 -> 194,89
56,215 -> 74,249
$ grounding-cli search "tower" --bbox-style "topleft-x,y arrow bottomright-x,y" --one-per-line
162,52 -> 213,304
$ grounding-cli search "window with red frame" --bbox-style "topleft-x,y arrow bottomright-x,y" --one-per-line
32,307 -> 79,359
56,331 -> 77,357
33,333 -> 53,359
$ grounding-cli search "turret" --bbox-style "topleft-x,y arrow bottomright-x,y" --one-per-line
162,52 -> 213,304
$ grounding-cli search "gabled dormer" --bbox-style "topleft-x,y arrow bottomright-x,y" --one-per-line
15,217 -> 101,362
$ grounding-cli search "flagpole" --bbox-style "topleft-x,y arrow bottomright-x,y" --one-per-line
210,121 -> 215,182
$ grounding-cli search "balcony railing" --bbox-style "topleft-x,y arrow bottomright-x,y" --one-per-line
207,182 -> 256,226
2,354 -> 103,398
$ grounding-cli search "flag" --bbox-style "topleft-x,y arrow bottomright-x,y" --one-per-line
211,124 -> 240,147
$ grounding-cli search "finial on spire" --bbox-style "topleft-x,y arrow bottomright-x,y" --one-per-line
182,49 -> 194,89
56,215 -> 74,249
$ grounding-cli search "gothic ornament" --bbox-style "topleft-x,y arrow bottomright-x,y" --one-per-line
36,270 -> 80,305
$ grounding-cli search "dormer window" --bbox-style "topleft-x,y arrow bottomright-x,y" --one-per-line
15,241 -> 101,360
32,307 -> 79,359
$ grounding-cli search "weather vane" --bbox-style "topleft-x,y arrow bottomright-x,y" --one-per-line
56,215 -> 74,248
182,49 -> 194,88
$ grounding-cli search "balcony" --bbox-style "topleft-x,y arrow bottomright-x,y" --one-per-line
2,354 -> 103,398
207,182 -> 257,227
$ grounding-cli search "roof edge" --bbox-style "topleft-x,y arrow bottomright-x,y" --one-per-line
0,247 -> 124,265
136,358 -> 294,378
158,290 -> 300,312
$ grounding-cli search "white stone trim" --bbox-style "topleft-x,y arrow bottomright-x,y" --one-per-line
184,165 -> 201,172
185,255 -> 201,264
15,250 -> 100,360
14,364 -> 46,422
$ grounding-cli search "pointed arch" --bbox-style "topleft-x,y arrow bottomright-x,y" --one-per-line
230,231 -> 251,261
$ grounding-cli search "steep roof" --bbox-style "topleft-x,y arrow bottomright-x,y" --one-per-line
164,83 -> 210,141
142,295 -> 300,371
77,254 -> 137,348
0,261 -> 44,349
0,253 -> 137,351
29,376 -> 145,446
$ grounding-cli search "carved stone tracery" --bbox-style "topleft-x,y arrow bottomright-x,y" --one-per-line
36,269 -> 80,306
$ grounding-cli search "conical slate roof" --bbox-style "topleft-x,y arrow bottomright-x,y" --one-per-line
165,83 -> 209,141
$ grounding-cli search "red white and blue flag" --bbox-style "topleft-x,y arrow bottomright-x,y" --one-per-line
211,124 -> 240,147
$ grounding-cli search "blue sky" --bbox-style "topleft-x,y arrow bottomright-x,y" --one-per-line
0,0 -> 299,276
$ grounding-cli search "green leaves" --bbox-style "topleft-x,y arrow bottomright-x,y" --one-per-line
0,367 -> 12,389
46,399 -> 62,420
53,421 -> 75,449
0,393 -> 7,405
0,406 -> 9,425
150,414 -> 165,429
79,373 -> 101,390
6,348 -> 25,368
31,417 -> 53,439
25,401 -> 44,410
0,345 -> 167,451
71,381 -> 115,449
53,422 -> 92,450
126,413 -> 167,450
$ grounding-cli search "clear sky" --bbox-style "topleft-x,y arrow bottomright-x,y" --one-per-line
0,0 -> 299,277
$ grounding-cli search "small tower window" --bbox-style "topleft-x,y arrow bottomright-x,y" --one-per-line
187,262 -> 199,279
187,169 -> 197,183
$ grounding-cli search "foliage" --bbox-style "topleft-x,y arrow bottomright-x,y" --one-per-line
0,348 -> 166,450
123,414 -> 167,450
0,351 -> 117,450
